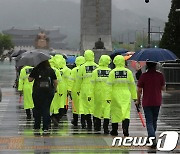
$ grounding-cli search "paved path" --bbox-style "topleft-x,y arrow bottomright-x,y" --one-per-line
0,61 -> 179,153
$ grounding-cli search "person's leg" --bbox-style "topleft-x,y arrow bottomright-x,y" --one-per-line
122,119 -> 130,137
103,119 -> 109,134
33,106 -> 41,129
51,114 -> 59,127
58,108 -> 65,121
93,116 -> 97,130
110,123 -> 118,136
26,109 -> 31,119
42,93 -> 54,131
143,107 -> 155,137
152,106 -> 160,133
81,114 -> 86,129
71,113 -> 78,126
42,104 -> 51,131
95,118 -> 101,131
86,114 -> 92,130
32,93 -> 41,130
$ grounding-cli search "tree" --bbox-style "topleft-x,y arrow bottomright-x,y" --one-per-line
159,0 -> 180,58
134,33 -> 148,51
0,33 -> 14,56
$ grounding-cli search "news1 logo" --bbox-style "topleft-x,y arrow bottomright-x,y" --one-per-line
112,131 -> 179,151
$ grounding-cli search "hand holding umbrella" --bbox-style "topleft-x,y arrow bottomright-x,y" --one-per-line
135,102 -> 146,127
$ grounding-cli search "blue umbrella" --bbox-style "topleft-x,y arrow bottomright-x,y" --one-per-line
66,56 -> 76,64
128,48 -> 178,62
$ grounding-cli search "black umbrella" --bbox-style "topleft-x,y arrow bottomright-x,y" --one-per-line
11,50 -> 27,57
16,51 -> 51,67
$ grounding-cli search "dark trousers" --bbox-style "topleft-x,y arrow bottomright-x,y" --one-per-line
95,117 -> 109,131
58,108 -> 65,120
81,114 -> 86,127
72,114 -> 86,127
85,114 -> 92,129
112,119 -> 130,136
26,109 -> 32,118
143,106 -> 160,137
33,91 -> 54,131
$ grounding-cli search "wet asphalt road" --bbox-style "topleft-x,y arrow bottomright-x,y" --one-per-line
0,60 -> 179,153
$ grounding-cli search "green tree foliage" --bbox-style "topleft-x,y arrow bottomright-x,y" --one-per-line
112,41 -> 135,51
159,0 -> 180,58
0,33 -> 14,55
134,33 -> 148,51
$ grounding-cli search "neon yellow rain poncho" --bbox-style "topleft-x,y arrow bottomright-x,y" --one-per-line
70,56 -> 85,114
77,50 -> 98,115
49,57 -> 62,114
56,57 -> 71,109
107,55 -> 137,123
18,66 -> 34,109
92,55 -> 111,119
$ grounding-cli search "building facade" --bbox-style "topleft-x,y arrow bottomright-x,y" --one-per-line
2,28 -> 67,49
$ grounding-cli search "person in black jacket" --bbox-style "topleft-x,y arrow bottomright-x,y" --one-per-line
28,60 -> 57,134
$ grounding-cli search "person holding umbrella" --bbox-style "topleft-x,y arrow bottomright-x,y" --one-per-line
137,62 -> 165,148
107,55 -> 137,136
28,60 -> 58,134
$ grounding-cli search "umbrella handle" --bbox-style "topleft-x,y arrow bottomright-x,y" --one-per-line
66,97 -> 68,110
138,112 -> 146,127
135,104 -> 146,127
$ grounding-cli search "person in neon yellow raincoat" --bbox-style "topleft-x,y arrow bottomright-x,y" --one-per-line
107,55 -> 137,136
18,65 -> 34,119
91,55 -> 111,134
69,56 -> 85,127
56,56 -> 71,118
49,57 -> 62,126
77,50 -> 98,130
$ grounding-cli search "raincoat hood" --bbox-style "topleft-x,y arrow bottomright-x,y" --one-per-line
75,56 -> 85,66
113,55 -> 125,67
49,56 -> 57,68
84,50 -> 94,61
58,58 -> 66,68
98,55 -> 111,67
54,55 -> 64,68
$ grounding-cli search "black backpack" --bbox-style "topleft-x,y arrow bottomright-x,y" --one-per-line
35,68 -> 54,90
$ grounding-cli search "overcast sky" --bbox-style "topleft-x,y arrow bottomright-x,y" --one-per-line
64,0 -> 171,20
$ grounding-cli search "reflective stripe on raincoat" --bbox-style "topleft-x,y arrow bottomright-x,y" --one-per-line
92,55 -> 111,119
77,50 -> 98,115
18,66 -> 34,109
70,56 -> 85,114
107,55 -> 137,123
